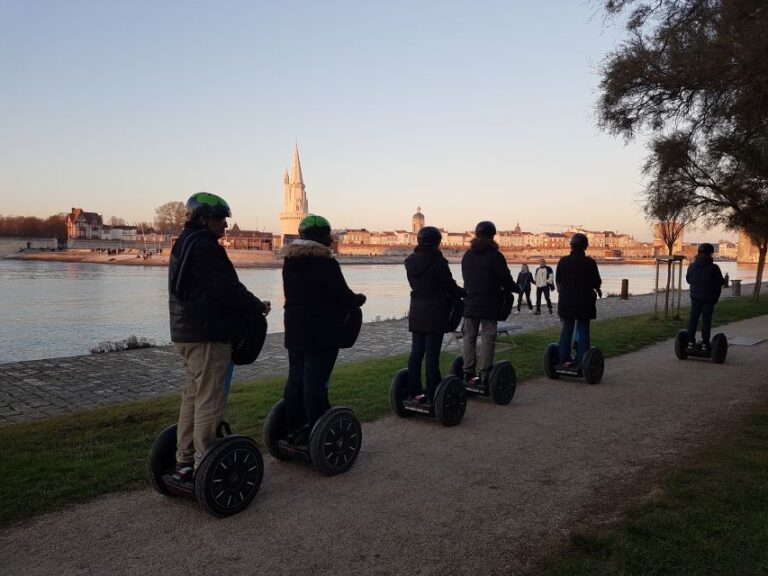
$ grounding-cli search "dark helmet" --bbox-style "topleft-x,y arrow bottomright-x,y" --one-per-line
185,192 -> 231,222
417,226 -> 442,246
474,220 -> 496,238
698,242 -> 715,255
570,232 -> 589,251
299,214 -> 332,246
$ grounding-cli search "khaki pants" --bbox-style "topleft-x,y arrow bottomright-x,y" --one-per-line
175,342 -> 232,468
462,318 -> 497,377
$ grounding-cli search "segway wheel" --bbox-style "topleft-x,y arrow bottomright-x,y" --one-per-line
434,376 -> 466,427
263,399 -> 291,460
489,361 -> 517,405
711,333 -> 728,364
543,343 -> 560,379
675,330 -> 689,360
147,424 -> 178,496
194,436 -> 263,517
389,368 -> 410,417
309,407 -> 362,476
449,355 -> 464,379
583,347 -> 605,385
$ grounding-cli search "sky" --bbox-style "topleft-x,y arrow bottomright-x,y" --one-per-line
0,0 -> 732,242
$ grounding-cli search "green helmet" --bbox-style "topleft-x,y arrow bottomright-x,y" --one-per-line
185,192 -> 231,222
299,214 -> 332,245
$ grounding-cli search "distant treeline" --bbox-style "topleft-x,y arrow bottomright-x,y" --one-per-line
0,215 -> 67,242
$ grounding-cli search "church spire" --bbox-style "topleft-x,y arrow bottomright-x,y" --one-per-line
291,143 -> 304,185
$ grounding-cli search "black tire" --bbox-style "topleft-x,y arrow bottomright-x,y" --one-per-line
389,369 -> 410,417
583,347 -> 605,385
449,355 -> 464,379
711,333 -> 728,364
147,424 -> 178,496
675,330 -> 689,360
543,343 -> 559,379
263,399 -> 291,461
309,407 -> 362,476
489,361 -> 516,405
194,436 -> 263,517
434,376 -> 466,427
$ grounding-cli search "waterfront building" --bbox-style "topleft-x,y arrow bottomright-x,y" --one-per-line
100,225 -> 137,241
224,223 -> 274,251
279,144 -> 309,241
412,207 -> 425,234
66,208 -> 103,240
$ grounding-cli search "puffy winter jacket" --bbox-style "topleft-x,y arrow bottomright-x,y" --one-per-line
282,240 -> 365,350
169,226 -> 266,343
405,244 -> 466,334
461,237 -> 518,320
686,255 -> 724,303
555,250 -> 602,320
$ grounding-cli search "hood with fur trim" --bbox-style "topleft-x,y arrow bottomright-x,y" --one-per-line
469,237 -> 499,253
281,239 -> 334,259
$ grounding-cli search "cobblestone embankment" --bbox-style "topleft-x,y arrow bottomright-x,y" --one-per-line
0,286 -> 750,424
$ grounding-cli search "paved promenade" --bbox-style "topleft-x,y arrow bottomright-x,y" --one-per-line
0,286 -> 748,424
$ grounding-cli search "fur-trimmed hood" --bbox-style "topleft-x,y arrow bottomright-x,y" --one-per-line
281,239 -> 334,259
469,237 -> 499,253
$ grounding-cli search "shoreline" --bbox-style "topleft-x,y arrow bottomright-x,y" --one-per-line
4,249 -> 685,268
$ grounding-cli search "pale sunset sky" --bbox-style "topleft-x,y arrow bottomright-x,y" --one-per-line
0,1 -> 731,241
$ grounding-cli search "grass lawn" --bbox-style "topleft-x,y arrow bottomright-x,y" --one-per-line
0,296 -> 766,527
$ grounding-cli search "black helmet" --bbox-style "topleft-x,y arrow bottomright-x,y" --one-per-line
570,232 -> 589,251
417,226 -> 442,246
698,242 -> 715,255
299,214 -> 332,246
474,221 -> 496,238
185,192 -> 231,222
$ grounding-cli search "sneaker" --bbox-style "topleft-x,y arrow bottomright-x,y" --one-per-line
534,310 -> 541,316
172,463 -> 195,483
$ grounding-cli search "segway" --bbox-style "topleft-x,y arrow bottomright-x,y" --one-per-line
448,355 -> 516,405
674,329 -> 728,364
148,312 -> 269,517
543,341 -> 605,385
389,369 -> 466,426
263,400 -> 362,475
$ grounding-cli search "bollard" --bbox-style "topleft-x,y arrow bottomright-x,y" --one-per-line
620,279 -> 629,300
731,279 -> 741,296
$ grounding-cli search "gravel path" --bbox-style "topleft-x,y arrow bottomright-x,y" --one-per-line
2,315 -> 766,576
0,284 -> 752,424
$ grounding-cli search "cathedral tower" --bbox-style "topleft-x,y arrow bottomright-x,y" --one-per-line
279,143 -> 309,238
412,206 -> 425,234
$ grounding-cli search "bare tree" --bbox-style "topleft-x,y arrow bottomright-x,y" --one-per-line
109,216 -> 126,226
154,202 -> 186,235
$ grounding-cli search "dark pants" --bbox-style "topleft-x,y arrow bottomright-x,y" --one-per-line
688,299 -> 715,345
536,286 -> 552,312
284,348 -> 339,432
558,318 -> 591,366
517,288 -> 532,311
407,332 -> 444,400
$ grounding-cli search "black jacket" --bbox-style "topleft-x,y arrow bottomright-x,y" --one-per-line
555,250 -> 602,320
461,238 -> 518,320
516,270 -> 534,293
169,226 -> 265,343
282,240 -> 365,350
405,244 -> 466,334
686,255 -> 724,303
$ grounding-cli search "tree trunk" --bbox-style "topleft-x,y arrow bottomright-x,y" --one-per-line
752,243 -> 766,303
664,259 -> 672,319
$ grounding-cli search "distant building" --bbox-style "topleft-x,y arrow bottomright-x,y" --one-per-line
101,225 -> 137,241
279,144 -> 309,241
412,207 -> 425,234
66,208 -> 103,240
224,223 -> 274,251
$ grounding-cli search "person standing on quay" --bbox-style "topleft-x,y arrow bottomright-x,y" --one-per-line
515,263 -> 534,313
534,258 -> 555,315
461,221 -> 518,385
404,226 -> 466,402
168,192 -> 270,478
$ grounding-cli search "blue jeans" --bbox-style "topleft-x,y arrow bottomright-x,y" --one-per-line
407,332 -> 444,400
284,348 -> 339,432
558,318 -> 590,366
688,299 -> 714,345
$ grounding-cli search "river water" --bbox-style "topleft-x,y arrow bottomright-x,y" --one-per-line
0,259 -> 759,363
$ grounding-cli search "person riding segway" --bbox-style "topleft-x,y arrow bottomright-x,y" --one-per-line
148,192 -> 271,516
263,215 -> 366,475
389,226 -> 468,426
542,232 -> 605,384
